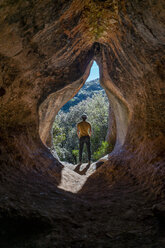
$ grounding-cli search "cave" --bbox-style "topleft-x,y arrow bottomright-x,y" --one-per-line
0,0 -> 165,247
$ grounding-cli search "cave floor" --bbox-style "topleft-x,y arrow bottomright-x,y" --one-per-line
0,162 -> 165,248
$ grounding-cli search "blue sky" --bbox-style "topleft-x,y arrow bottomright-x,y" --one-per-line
86,61 -> 100,81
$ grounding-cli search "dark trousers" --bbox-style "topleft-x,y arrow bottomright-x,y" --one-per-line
79,136 -> 91,162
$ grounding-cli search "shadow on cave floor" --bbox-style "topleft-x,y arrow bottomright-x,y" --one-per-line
0,160 -> 165,248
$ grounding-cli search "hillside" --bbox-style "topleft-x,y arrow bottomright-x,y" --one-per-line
61,78 -> 104,112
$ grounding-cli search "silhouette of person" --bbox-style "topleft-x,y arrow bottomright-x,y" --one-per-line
77,114 -> 91,165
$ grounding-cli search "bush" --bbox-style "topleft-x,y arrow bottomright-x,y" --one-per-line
52,92 -> 113,163
93,141 -> 114,161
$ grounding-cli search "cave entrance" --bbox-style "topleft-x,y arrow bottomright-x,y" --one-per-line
39,48 -> 130,175
52,61 -> 114,166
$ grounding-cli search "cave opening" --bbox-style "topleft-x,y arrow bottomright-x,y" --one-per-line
37,41 -> 132,193
38,51 -> 130,171
52,60 -> 113,166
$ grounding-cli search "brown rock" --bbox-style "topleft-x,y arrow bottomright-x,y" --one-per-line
0,0 -> 164,246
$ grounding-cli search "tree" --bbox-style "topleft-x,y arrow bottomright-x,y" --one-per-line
52,92 -> 112,163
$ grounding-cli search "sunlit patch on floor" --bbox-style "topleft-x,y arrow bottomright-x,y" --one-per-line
57,158 -> 108,193
57,164 -> 89,193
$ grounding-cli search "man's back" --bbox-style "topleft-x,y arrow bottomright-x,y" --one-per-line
77,121 -> 91,137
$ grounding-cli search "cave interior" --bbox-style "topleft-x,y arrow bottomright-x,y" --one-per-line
0,0 -> 165,247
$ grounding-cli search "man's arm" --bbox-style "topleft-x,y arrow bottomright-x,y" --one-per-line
77,125 -> 80,138
89,124 -> 92,137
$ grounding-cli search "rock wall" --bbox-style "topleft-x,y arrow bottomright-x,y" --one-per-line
0,0 -> 164,216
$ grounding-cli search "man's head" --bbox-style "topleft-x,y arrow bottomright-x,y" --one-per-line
81,114 -> 87,121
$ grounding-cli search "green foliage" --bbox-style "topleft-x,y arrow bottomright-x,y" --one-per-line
72,149 -> 79,157
93,141 -> 113,161
61,78 -> 103,112
53,122 -> 66,145
52,90 -> 112,163
72,149 -> 79,164
53,122 -> 66,143
52,120 -> 66,160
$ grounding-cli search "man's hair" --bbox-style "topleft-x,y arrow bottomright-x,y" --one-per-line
82,114 -> 87,121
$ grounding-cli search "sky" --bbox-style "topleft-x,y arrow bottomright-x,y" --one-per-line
86,61 -> 100,82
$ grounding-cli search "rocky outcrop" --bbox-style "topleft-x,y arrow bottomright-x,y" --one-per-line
0,0 -> 165,246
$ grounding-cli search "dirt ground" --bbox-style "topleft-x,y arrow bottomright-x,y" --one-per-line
0,162 -> 165,248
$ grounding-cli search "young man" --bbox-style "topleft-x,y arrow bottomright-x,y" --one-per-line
77,114 -> 92,165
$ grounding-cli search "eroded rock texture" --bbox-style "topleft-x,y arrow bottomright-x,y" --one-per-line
0,0 -> 165,247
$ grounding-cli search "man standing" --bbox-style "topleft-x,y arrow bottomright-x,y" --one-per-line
77,114 -> 92,165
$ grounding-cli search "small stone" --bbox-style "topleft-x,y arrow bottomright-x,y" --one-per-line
123,209 -> 136,220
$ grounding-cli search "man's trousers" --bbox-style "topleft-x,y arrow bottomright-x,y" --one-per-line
79,135 -> 91,162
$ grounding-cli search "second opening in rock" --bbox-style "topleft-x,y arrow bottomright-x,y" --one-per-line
52,61 -> 114,165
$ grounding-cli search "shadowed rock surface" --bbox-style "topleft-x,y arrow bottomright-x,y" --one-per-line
0,0 -> 165,247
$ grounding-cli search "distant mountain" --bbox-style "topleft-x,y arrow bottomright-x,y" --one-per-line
61,78 -> 104,112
